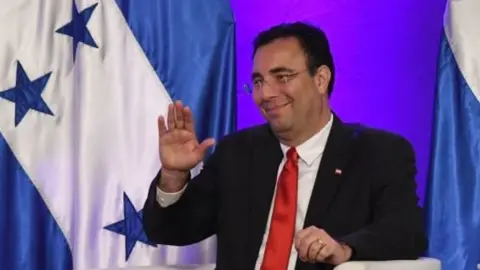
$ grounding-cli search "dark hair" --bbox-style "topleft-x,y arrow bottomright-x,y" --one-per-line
253,22 -> 335,96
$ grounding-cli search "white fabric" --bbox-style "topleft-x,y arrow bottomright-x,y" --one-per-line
0,0 -> 209,268
100,257 -> 442,270
157,182 -> 188,206
444,0 -> 480,101
333,258 -> 441,270
100,264 -> 216,270
156,114 -> 334,269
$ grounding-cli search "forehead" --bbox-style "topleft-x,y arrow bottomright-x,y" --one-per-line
253,37 -> 307,73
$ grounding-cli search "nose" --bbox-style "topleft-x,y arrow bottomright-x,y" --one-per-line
257,82 -> 278,99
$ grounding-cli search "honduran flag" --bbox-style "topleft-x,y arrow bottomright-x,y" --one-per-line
0,0 -> 236,269
424,0 -> 480,269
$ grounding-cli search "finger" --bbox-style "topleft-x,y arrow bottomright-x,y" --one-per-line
308,239 -> 327,262
316,243 -> 333,262
295,226 -> 315,250
198,138 -> 216,151
297,231 -> 316,261
174,100 -> 185,129
195,138 -> 216,156
158,115 -> 167,137
167,103 -> 175,130
183,106 -> 195,133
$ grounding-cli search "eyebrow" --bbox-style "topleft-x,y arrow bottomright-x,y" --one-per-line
251,67 -> 296,80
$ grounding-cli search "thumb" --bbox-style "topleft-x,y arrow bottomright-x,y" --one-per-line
195,138 -> 216,156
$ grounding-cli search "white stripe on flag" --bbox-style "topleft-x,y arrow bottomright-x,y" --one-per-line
444,0 -> 480,101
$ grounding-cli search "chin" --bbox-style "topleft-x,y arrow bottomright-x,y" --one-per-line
268,120 -> 292,134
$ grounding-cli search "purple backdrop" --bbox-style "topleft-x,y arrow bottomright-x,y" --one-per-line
230,0 -> 447,204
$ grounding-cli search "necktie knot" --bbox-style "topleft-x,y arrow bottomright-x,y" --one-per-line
287,147 -> 299,163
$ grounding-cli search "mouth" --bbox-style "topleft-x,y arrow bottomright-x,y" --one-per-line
263,102 -> 291,114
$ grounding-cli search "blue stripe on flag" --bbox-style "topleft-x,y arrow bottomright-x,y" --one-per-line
424,31 -> 480,270
0,132 -> 72,270
114,0 -> 237,152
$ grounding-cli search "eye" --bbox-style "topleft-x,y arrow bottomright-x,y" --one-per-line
253,78 -> 263,86
275,74 -> 291,83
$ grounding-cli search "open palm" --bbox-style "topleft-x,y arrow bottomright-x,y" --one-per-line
158,101 -> 215,172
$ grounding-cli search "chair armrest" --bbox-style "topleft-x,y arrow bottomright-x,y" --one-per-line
105,264 -> 216,270
333,257 -> 441,270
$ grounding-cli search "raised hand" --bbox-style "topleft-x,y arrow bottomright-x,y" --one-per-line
157,100 -> 215,191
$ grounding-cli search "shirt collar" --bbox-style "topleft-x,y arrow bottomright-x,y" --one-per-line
280,113 -> 333,166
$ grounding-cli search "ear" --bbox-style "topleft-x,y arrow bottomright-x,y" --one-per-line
313,65 -> 331,95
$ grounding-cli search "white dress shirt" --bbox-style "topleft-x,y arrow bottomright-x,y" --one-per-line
156,114 -> 333,269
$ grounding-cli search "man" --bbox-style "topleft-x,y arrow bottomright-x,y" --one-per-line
142,22 -> 427,270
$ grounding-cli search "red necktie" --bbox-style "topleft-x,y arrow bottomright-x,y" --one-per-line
260,147 -> 299,269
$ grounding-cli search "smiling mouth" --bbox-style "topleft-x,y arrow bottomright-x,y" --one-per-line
263,102 -> 290,112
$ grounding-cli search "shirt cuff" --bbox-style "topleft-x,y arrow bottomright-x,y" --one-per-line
156,184 -> 187,207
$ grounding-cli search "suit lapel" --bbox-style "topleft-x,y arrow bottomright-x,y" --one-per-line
295,116 -> 355,270
247,125 -> 283,268
303,116 -> 354,228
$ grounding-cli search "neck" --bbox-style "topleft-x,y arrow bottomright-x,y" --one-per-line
277,107 -> 332,147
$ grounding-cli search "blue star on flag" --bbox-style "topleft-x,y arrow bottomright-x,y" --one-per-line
56,1 -> 99,62
0,61 -> 54,126
104,192 -> 157,260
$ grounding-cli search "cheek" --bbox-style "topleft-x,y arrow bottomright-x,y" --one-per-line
252,93 -> 262,106
289,88 -> 317,111
278,87 -> 296,102
281,85 -> 305,105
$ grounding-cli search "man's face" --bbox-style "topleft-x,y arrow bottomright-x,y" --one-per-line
252,37 -> 328,135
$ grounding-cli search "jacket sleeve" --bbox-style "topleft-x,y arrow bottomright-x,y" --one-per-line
338,136 -> 428,261
141,140 -> 223,246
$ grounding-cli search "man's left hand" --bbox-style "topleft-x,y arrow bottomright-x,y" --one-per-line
294,226 -> 352,265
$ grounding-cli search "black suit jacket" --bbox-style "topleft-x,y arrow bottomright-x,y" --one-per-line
142,116 -> 428,270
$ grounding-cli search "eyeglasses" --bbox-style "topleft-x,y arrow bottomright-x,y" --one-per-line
243,69 -> 308,95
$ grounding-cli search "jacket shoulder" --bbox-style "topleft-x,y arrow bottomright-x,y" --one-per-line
343,123 -> 415,157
